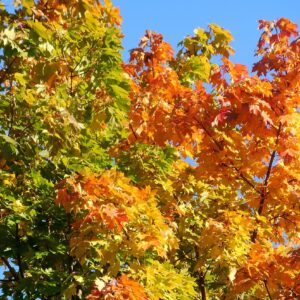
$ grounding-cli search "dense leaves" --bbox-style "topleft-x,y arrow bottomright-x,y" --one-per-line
0,1 -> 299,299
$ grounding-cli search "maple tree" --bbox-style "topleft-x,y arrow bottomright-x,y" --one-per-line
0,0 -> 299,299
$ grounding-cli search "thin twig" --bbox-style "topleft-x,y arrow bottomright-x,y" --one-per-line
8,82 -> 16,134
129,123 -> 138,140
194,117 -> 259,193
1,256 -> 19,280
264,280 -> 272,300
193,117 -> 223,151
252,123 -> 282,242
232,166 -> 258,192
15,224 -> 24,279
260,123 -> 282,214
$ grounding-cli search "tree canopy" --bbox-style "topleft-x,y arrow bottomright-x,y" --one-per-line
0,1 -> 299,299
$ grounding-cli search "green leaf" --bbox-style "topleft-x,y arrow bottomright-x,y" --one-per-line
0,134 -> 18,146
27,20 -> 52,40
14,73 -> 26,86
111,84 -> 129,99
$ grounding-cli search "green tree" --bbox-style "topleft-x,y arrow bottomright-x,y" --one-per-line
0,0 -> 130,298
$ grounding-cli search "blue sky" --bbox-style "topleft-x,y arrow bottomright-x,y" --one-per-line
3,0 -> 300,67
113,0 -> 300,67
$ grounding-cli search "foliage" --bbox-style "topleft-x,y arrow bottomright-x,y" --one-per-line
0,1 -> 299,299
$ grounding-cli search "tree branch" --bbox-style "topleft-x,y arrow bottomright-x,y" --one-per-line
194,117 -> 259,193
194,246 -> 207,300
198,273 -> 207,300
8,88 -> 16,135
1,256 -> 19,280
193,117 -> 223,151
232,165 -> 258,192
129,123 -> 138,140
252,123 -> 282,242
15,224 -> 24,279
264,280 -> 272,300
0,57 -> 17,85
262,123 -> 282,205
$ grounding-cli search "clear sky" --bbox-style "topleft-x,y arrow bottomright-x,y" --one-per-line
113,0 -> 300,68
3,0 -> 300,67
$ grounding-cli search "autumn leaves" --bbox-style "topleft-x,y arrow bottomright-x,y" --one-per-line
0,0 -> 299,298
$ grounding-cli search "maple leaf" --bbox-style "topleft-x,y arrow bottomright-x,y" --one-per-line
276,18 -> 298,38
87,275 -> 149,300
101,204 -> 129,231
